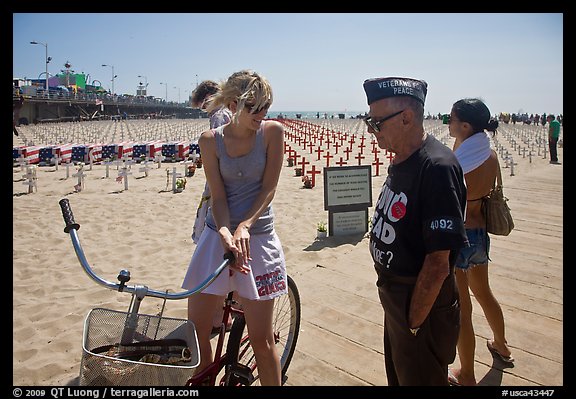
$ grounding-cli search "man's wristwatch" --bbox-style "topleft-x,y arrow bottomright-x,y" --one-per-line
409,327 -> 420,336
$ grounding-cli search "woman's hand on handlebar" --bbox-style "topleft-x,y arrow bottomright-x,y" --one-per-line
218,227 -> 250,274
233,223 -> 252,267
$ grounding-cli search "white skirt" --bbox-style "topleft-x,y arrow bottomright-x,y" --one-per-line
182,226 -> 287,301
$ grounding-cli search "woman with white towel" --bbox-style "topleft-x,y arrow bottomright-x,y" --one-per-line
447,98 -> 514,386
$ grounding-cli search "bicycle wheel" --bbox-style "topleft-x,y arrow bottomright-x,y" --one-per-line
224,274 -> 301,386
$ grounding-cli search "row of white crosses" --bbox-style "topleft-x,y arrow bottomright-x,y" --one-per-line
497,123 -> 552,161
16,119 -> 209,148
48,152 -> 194,193
491,123 -> 561,176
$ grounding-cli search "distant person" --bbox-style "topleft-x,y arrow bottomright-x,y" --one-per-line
190,80 -> 234,335
190,80 -> 233,244
447,98 -> 514,386
182,70 -> 285,385
362,76 -> 468,385
191,80 -> 233,131
547,114 -> 560,164
13,94 -> 24,136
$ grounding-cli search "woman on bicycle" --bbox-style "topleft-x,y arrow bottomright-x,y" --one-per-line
182,70 -> 287,386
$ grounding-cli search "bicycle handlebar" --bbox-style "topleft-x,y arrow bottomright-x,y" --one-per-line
59,198 -> 233,300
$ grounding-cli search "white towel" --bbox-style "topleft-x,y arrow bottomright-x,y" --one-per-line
454,131 -> 491,174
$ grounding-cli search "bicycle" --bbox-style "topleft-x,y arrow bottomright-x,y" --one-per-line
59,198 -> 301,386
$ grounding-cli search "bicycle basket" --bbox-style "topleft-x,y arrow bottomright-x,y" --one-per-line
79,308 -> 199,386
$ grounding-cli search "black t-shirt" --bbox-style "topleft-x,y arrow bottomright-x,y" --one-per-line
370,135 -> 468,278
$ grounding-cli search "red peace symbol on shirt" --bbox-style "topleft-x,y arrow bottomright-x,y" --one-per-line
391,201 -> 406,219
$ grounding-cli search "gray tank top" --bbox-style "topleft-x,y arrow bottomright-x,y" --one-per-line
205,122 -> 274,234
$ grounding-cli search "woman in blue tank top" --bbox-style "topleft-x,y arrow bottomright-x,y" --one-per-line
182,70 -> 286,385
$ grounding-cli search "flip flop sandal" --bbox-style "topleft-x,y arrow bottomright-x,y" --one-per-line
487,340 -> 515,364
448,368 -> 461,386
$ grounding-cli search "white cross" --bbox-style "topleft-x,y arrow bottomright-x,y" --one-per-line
88,148 -> 96,171
102,158 -> 113,178
154,152 -> 165,168
22,165 -> 37,194
65,161 -> 72,179
72,163 -> 86,192
139,159 -> 152,177
17,156 -> 27,172
182,159 -> 196,177
117,162 -> 133,191
121,155 -> 134,170
168,167 -> 182,192
51,154 -> 62,171
113,158 -> 124,170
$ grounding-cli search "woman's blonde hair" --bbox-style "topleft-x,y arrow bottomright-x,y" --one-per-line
205,70 -> 273,123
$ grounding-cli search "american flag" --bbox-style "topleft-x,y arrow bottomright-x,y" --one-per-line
117,142 -> 134,159
39,146 -> 56,165
87,144 -> 102,163
15,145 -> 41,164
13,146 -> 25,164
161,143 -> 176,160
177,140 -> 190,161
190,142 -> 200,156
71,145 -> 87,163
132,144 -> 148,159
101,144 -> 118,160
149,140 -> 164,158
162,141 -> 190,161
39,144 -> 74,165
55,144 -> 74,164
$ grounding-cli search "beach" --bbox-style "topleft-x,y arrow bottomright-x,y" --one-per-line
13,118 -> 562,386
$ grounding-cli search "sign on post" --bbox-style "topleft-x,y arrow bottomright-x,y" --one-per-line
323,165 -> 372,236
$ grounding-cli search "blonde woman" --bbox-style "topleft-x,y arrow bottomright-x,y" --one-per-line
182,70 -> 286,385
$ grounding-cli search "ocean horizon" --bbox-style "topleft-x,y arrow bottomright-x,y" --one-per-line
265,111 -> 366,120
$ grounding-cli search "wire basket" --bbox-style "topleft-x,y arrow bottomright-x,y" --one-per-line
79,308 -> 199,386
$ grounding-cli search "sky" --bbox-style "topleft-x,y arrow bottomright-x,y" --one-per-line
13,13 -> 563,116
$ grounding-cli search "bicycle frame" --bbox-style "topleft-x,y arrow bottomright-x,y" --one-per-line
185,292 -> 244,386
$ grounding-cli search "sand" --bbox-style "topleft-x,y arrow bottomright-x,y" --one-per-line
13,118 -> 561,386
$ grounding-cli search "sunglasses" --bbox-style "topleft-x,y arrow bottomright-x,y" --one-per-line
364,109 -> 405,132
445,115 -> 462,124
243,101 -> 271,114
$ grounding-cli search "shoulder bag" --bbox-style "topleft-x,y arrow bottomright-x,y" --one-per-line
482,163 -> 514,236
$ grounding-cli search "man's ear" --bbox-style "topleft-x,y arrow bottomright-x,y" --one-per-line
401,108 -> 413,126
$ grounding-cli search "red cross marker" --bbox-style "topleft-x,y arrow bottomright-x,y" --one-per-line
307,164 -> 321,188
372,157 -> 383,176
336,157 -> 347,167
299,156 -> 310,175
323,151 -> 333,168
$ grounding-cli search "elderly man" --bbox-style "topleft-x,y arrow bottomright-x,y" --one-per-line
363,76 -> 469,385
